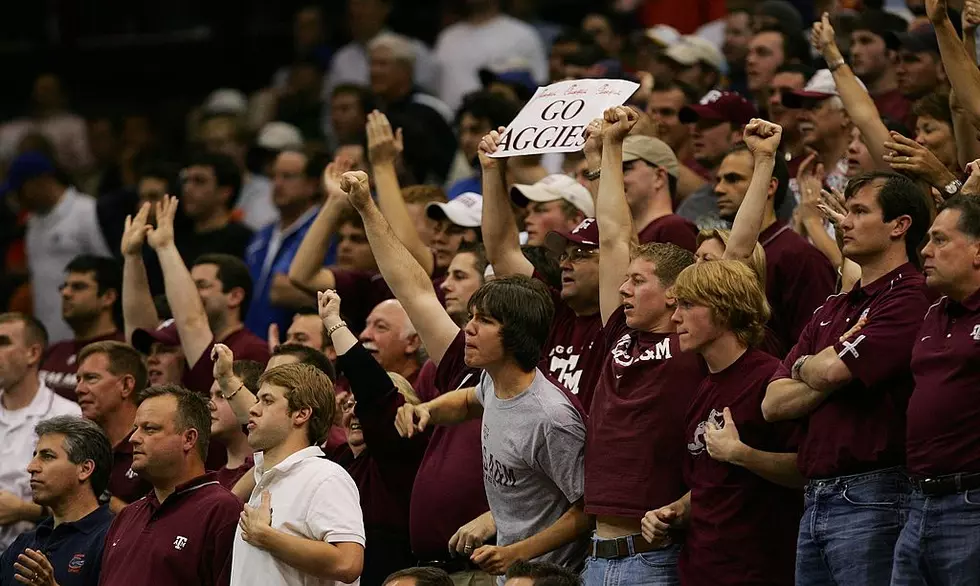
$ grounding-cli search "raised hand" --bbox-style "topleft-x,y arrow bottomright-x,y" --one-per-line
583,118 -> 604,168
211,343 -> 235,382
340,170 -> 372,210
366,110 -> 404,166
317,290 -> 343,327
322,157 -> 355,202
394,402 -> 431,438
962,158 -> 980,195
121,202 -> 152,257
477,126 -> 508,171
964,0 -> 980,31
883,132 -> 958,190
817,187 -> 848,227
146,195 -> 178,250
267,323 -> 281,354
601,106 -> 638,144
810,13 -> 843,61
743,118 -> 783,158
926,0 -> 950,24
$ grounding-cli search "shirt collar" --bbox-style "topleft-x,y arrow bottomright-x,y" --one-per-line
254,445 -> 325,478
849,262 -> 918,301
278,205 -> 320,240
145,472 -> 220,509
950,285 -> 980,313
0,380 -> 56,418
35,504 -> 112,537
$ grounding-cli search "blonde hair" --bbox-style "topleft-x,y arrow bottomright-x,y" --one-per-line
388,372 -> 421,405
402,185 -> 447,206
673,260 -> 771,348
696,229 -> 768,285
258,363 -> 335,445
630,242 -> 696,287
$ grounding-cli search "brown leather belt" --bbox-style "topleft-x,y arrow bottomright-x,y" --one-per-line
591,533 -> 669,559
911,472 -> 980,496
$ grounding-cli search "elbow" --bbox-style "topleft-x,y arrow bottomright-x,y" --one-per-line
816,363 -> 851,392
332,555 -> 363,583
761,389 -> 784,423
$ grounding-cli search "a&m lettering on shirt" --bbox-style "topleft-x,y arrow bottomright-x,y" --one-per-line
481,437 -> 517,488
173,535 -> 188,550
972,324 -> 980,341
688,408 -> 726,455
611,335 -> 672,368
547,346 -> 585,394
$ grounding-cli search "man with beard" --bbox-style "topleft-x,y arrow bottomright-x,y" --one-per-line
41,255 -> 125,400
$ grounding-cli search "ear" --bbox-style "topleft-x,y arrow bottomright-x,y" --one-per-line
767,177 -> 778,202
291,406 -> 313,429
100,288 -> 119,310
183,427 -> 200,456
119,374 -> 137,400
217,186 -> 234,207
403,332 -> 421,355
890,214 -> 913,240
664,286 -> 677,309
972,240 -> 980,269
226,286 -> 246,310
77,459 -> 96,486
25,342 -> 44,369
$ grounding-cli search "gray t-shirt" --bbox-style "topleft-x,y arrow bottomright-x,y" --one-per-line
474,369 -> 587,580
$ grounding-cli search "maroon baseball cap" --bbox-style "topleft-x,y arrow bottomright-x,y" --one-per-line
679,90 -> 758,126
545,217 -> 599,256
132,320 -> 181,354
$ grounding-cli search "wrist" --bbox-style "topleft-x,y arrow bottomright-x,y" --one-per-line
728,441 -> 750,467
753,151 -> 777,163
322,316 -> 344,330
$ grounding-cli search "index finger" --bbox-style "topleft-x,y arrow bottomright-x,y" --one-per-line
888,132 -> 920,148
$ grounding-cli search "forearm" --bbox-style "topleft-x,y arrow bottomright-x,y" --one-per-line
288,203 -> 342,291
358,200 -> 438,304
256,529 -> 363,583
327,318 -> 359,356
122,255 -> 159,342
798,345 -> 852,392
597,138 -> 634,325
937,17 -> 980,125
269,274 -> 316,308
676,164 -> 708,202
482,164 -> 533,277
730,446 -> 804,489
373,162 -> 436,275
425,388 -> 481,426
220,373 -> 258,424
801,217 -> 843,269
725,156 -> 775,260
827,57 -> 891,168
510,501 -> 589,562
762,378 -> 829,422
156,244 -> 212,366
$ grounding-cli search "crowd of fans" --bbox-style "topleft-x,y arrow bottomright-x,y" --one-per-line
1,0 -> 979,585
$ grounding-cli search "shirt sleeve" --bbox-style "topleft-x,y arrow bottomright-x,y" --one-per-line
533,404 -> 586,504
81,199 -> 113,257
308,471 -> 367,546
473,372 -> 489,407
183,339 -> 217,395
208,503 -> 240,586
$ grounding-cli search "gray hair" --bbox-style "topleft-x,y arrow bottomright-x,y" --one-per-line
35,416 -> 113,498
368,32 -> 417,68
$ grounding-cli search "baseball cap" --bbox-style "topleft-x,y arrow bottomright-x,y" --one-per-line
885,24 -> 941,54
0,151 -> 56,196
426,192 -> 483,228
782,69 -> 867,108
664,36 -> 725,72
132,319 -> 181,354
643,24 -> 681,48
545,217 -> 599,256
479,58 -> 538,102
679,90 -> 759,126
203,88 -> 248,116
510,174 -> 595,217
622,136 -> 679,177
256,122 -> 304,151
852,9 -> 909,41
755,0 -> 804,35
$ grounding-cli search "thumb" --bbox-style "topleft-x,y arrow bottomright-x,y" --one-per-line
261,490 -> 272,510
657,506 -> 677,521
723,407 -> 734,428
395,127 -> 403,143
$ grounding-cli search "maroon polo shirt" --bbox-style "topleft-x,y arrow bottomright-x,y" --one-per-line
759,221 -> 837,357
333,269 -> 395,334
771,263 -> 931,479
183,328 -> 270,395
107,433 -> 152,504
637,214 -> 699,252
585,306 -> 707,518
680,349 -> 800,586
99,473 -> 241,586
873,89 -> 915,132
40,331 -> 126,401
535,271 -> 604,413
409,330 -> 487,561
906,288 -> 980,476
215,456 -> 254,491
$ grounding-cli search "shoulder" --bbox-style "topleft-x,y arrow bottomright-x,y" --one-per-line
198,484 -> 246,515
498,15 -> 540,37
410,93 -> 454,122
50,391 -> 83,416
875,270 -> 931,310
304,459 -> 360,493
532,372 -> 585,425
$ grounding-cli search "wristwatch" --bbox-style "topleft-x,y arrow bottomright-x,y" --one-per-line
827,58 -> 846,72
584,168 -> 601,181
791,355 -> 811,381
943,178 -> 963,197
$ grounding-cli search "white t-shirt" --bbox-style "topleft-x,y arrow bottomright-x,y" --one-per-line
434,14 -> 547,112
236,174 -> 278,231
0,381 -> 82,550
231,446 -> 365,586
325,30 -> 440,98
26,187 -> 112,343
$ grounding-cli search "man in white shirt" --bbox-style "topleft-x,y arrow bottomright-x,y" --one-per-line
0,312 -> 82,551
1,152 -> 112,342
434,0 -> 548,111
232,362 -> 365,585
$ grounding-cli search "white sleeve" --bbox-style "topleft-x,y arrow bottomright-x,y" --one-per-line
306,469 -> 366,545
80,199 -> 113,257
413,41 -> 441,96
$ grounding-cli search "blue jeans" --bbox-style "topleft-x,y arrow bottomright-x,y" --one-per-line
891,487 -> 980,585
580,535 -> 680,586
796,468 -> 911,586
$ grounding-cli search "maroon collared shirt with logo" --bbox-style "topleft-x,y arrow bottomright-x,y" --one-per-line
681,349 -> 800,586
585,306 -> 707,518
106,433 -> 152,504
40,331 -> 126,401
907,288 -> 980,476
98,473 -> 241,586
638,214 -> 699,252
771,263 -> 931,479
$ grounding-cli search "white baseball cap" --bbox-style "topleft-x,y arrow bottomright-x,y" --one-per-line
783,69 -> 867,108
256,122 -> 304,151
665,36 -> 725,72
203,88 -> 248,116
644,25 -> 681,48
426,192 -> 483,228
510,174 -> 594,217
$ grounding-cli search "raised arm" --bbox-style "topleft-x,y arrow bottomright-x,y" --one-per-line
929,0 -> 980,127
340,170 -> 460,364
596,107 -> 639,326
147,196 -> 212,367
213,344 -> 256,424
812,13 -> 891,170
120,202 -> 159,342
725,119 -> 782,261
797,156 -> 845,269
367,110 -> 436,276
480,127 -> 534,278
287,160 -> 352,294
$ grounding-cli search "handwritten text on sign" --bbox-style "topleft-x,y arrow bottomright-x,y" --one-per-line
488,79 -> 639,158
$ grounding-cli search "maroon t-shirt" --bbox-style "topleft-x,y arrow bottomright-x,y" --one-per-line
215,456 -> 254,491
40,331 -> 126,401
535,271 -> 604,413
873,89 -> 915,131
183,328 -> 270,395
413,360 -> 440,403
680,349 -> 800,586
585,306 -> 707,518
906,289 -> 980,475
637,214 -> 699,252
759,221 -> 837,357
106,433 -> 152,505
409,330 -> 487,561
333,269 -> 395,334
771,263 -> 931,479
99,473 -> 241,586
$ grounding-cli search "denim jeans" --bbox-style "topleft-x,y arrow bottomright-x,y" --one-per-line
580,535 -> 680,586
796,468 -> 911,586
891,487 -> 980,585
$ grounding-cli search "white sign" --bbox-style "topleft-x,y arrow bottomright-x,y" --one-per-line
488,78 -> 639,158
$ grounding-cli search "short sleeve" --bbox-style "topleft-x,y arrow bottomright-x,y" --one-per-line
473,372 -> 490,407
307,471 -> 367,546
183,339 -> 217,395
533,404 -> 586,504
601,305 -> 630,353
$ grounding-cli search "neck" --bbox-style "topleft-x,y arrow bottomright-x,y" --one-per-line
760,209 -> 778,234
153,461 -> 206,504
278,202 -> 315,231
260,433 -> 311,472
391,359 -> 420,384
468,8 -> 498,24
221,432 -> 253,470
36,186 -> 67,215
195,211 -> 230,233
781,132 -> 805,158
211,316 -> 243,342
50,489 -> 101,527
817,132 -> 851,170
947,280 -> 980,304
1,372 -> 40,410
856,247 -> 910,287
566,295 -> 600,318
644,311 -> 676,335
631,191 -> 674,230
101,407 -> 137,447
700,333 -> 748,373
349,442 -> 367,458
867,69 -> 898,95
486,362 -> 536,400
73,314 -> 118,341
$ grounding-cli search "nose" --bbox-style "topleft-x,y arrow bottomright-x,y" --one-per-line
463,319 -> 477,337
208,399 -> 217,412
248,402 -> 260,418
915,134 -> 927,146
671,307 -> 682,323
26,457 -> 41,475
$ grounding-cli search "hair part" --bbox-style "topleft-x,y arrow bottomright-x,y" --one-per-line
938,194 -> 980,239
912,91 -> 953,125
272,343 -> 337,381
34,415 -> 113,498
383,567 -> 453,586
673,260 -> 771,347
505,560 -> 582,585
135,385 -> 213,461
259,363 -> 336,445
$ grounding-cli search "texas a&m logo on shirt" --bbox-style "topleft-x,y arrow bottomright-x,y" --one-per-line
972,324 -> 980,341
173,535 -> 188,550
688,409 -> 726,455
611,334 -> 671,369
547,346 -> 586,394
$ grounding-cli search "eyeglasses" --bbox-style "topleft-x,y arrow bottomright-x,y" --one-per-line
558,246 -> 599,264
342,398 -> 357,413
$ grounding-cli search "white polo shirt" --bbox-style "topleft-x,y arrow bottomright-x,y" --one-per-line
0,380 -> 82,550
230,446 -> 365,586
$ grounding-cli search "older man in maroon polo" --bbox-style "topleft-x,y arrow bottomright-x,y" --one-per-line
892,195 -> 980,585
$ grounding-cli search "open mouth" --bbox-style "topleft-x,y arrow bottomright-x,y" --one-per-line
349,422 -> 362,432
